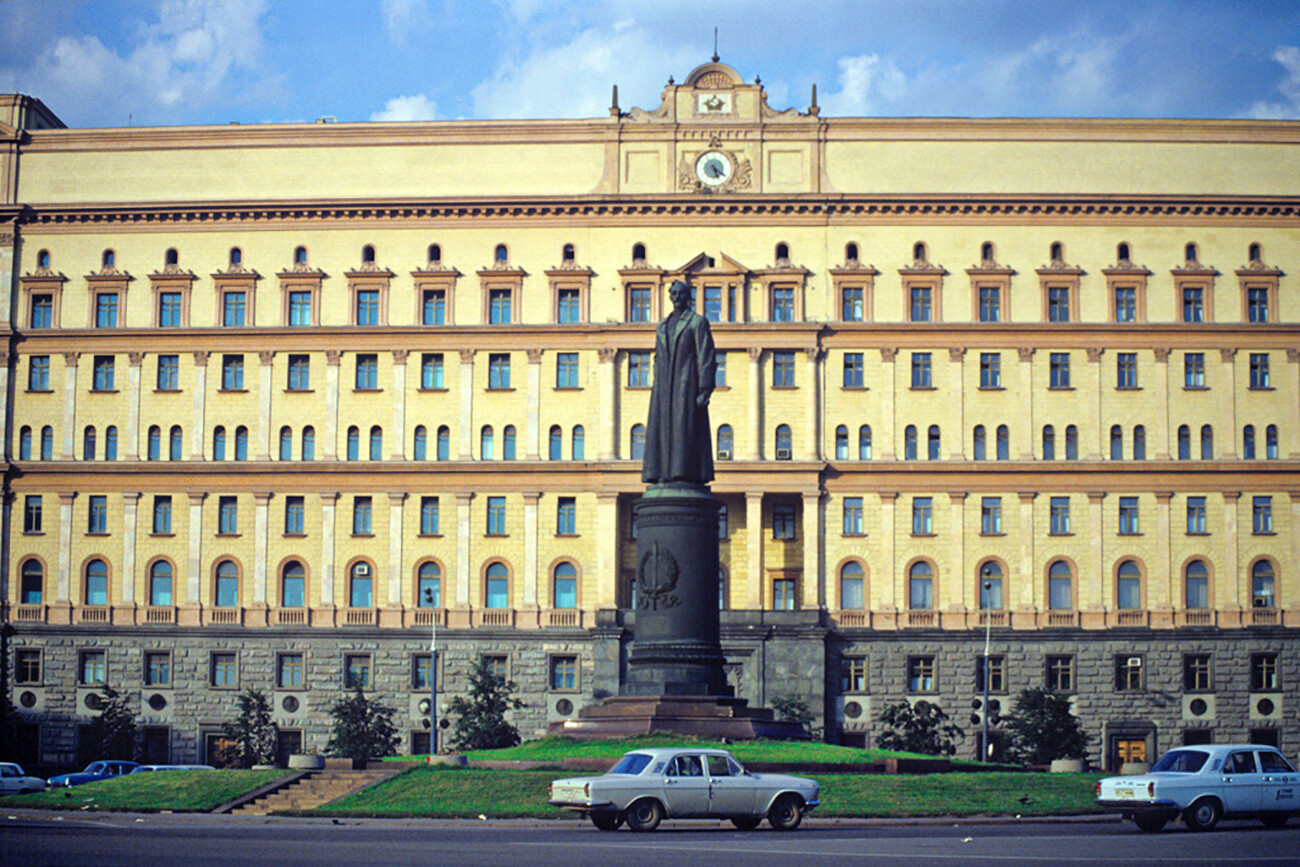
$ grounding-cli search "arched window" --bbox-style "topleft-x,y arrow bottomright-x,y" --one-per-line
1200,424 -> 1213,460
229,247 -> 242,266
413,425 -> 428,460
349,562 -> 373,608
1252,560 -> 1275,608
214,560 -> 239,607
1117,242 -> 1131,261
485,562 -> 509,608
436,425 -> 450,460
1177,424 -> 1191,460
165,248 -> 179,266
1266,424 -> 1278,459
31,248 -> 47,268
494,243 -> 508,263
716,424 -> 733,459
417,562 -> 441,608
1248,242 -> 1262,262
996,425 -> 1009,461
632,242 -> 646,262
234,425 -> 248,461
1065,424 -> 1078,460
562,243 -> 575,261
1184,560 -> 1209,609
553,562 -> 577,609
1184,242 -> 1198,262
1117,560 -> 1142,609
147,425 -> 162,460
839,561 -> 865,609
301,426 -> 315,460
912,241 -> 927,262
102,249 -> 116,268
1048,561 -> 1073,610
1042,424 -> 1056,460
85,558 -> 109,605
775,242 -> 790,261
903,425 -> 918,460
908,561 -> 933,610
927,425 -> 941,460
294,246 -> 308,265
104,426 -> 118,460
1243,424 -> 1256,460
572,425 -> 585,460
361,244 -> 376,263
630,424 -> 646,460
480,425 -> 495,460
845,242 -> 859,261
20,559 -> 44,604
1132,425 -> 1146,460
549,425 -> 563,460
775,424 -> 792,458
38,427 -> 53,460
169,425 -> 182,460
719,568 -> 727,610
979,562 -> 1003,610
149,561 -> 173,607
980,241 -> 995,261
428,243 -> 442,264
84,426 -> 97,460
1109,425 -> 1123,460
835,425 -> 849,460
1049,241 -> 1064,261
281,561 -> 306,608
858,425 -> 872,460
19,426 -> 31,460
972,425 -> 986,461
213,426 -> 227,461
279,426 -> 293,461
502,425 -> 516,460
369,426 -> 383,460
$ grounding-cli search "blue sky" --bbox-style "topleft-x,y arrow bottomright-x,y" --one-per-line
2,0 -> 1299,128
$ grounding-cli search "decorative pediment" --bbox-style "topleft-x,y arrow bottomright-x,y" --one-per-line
674,251 -> 749,277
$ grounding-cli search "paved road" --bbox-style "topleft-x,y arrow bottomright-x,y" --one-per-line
2,812 -> 1298,867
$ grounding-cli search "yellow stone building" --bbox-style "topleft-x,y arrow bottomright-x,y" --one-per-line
2,61 -> 1296,769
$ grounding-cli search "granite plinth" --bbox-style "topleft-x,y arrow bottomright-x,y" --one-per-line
546,695 -> 811,741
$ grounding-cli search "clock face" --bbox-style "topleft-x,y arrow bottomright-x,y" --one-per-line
695,151 -> 733,186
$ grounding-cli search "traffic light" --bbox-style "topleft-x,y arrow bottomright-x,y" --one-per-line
970,698 -> 1001,727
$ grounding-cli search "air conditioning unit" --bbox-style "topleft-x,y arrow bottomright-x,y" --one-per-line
1253,596 -> 1273,609
717,449 -> 732,461
775,448 -> 792,460
354,563 -> 371,577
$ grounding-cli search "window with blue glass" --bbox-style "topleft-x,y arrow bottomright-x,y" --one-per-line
1186,496 -> 1206,534
287,354 -> 310,390
556,353 -> 578,388
150,561 -> 173,607
234,426 -> 248,460
419,496 -> 439,535
356,289 -> 380,325
556,497 -> 576,535
369,426 -> 383,460
909,286 -> 932,322
572,426 -> 584,459
221,354 -> 244,390
772,352 -> 795,387
353,496 -> 373,535
843,352 -> 864,388
557,288 -> 580,323
978,285 -> 1000,322
156,355 -> 179,390
771,285 -> 795,322
422,288 -> 446,325
1047,285 -> 1071,322
349,566 -> 373,608
93,355 -> 115,391
908,562 -> 933,610
714,352 -> 726,388
486,496 -> 506,535
840,284 -> 864,321
418,562 -> 441,607
28,355 -> 50,391
485,562 -> 509,608
218,496 -> 238,534
85,559 -> 108,606
1247,285 -> 1270,322
910,352 -> 931,388
1118,497 -> 1139,534
222,291 -> 246,326
284,496 -> 304,535
436,426 -> 450,460
288,290 -> 312,326
488,353 -> 510,389
95,293 -> 118,327
355,354 -> 379,389
552,563 -> 577,610
152,495 -> 171,534
1049,497 -> 1070,535
912,496 -> 933,534
979,352 -> 1001,388
1182,286 -> 1204,322
158,292 -> 182,327
29,293 -> 53,328
1049,352 -> 1070,388
627,351 -> 650,387
167,425 -> 181,460
281,562 -> 305,608
489,288 -> 512,324
1116,352 -> 1137,388
214,561 -> 239,607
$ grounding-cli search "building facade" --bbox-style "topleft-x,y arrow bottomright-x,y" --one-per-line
1,62 -> 1297,770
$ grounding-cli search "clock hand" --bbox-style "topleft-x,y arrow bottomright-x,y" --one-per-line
707,160 -> 723,178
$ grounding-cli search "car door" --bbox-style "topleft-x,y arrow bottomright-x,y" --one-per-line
0,765 -> 16,795
1258,750 -> 1299,813
661,754 -> 711,817
1219,750 -> 1263,814
704,755 -> 756,816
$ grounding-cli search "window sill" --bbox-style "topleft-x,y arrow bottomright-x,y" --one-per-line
1048,532 -> 1075,537
910,385 -> 936,391
90,389 -> 120,395
284,388 -> 316,394
555,533 -> 580,539
351,533 -> 375,539
353,388 -> 384,394
771,385 -> 799,391
841,385 -> 868,392
153,389 -> 181,395
22,531 -> 45,537
485,533 -> 510,538
1252,531 -> 1277,536
1183,386 -> 1209,391
283,533 -> 307,539
85,532 -> 110,537
1117,532 -> 1143,537
980,532 -> 1006,537
216,533 -> 242,538
978,386 -> 1005,392
1248,386 -> 1275,392
417,533 -> 444,539
1185,531 -> 1210,537
149,533 -> 175,539
25,389 -> 53,395
841,532 -> 868,538
712,385 -> 731,392
625,385 -> 650,391
1047,386 -> 1075,391
417,387 -> 449,393
486,387 -> 516,393
218,389 -> 247,394
1115,386 -> 1142,391
553,387 -> 584,392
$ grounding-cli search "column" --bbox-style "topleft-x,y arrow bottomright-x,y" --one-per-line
1219,349 -> 1238,459
1017,348 -> 1035,459
324,351 -> 341,460
597,348 -> 617,459
801,491 -> 822,609
1288,493 -> 1300,611
57,492 -> 75,602
1017,492 -> 1036,611
190,351 -> 209,459
253,492 -> 271,605
61,352 -> 79,458
126,352 -> 145,459
0,229 -> 13,327
948,492 -> 967,610
1085,492 -> 1105,615
455,492 -> 473,608
187,493 -> 206,605
595,493 -> 619,608
257,351 -> 274,460
1289,350 -> 1300,458
390,350 -> 408,460
746,347 -> 762,460
949,348 -> 966,459
1085,348 -> 1103,459
1152,492 -> 1173,617
878,492 -> 897,613
458,350 -> 475,459
1152,348 -> 1171,459
121,492 -> 140,606
1221,492 -> 1240,613
878,349 -> 897,459
386,493 -> 406,608
319,493 -> 338,607
804,348 -> 820,460
522,492 -> 541,608
526,349 -> 542,460
745,492 -> 764,609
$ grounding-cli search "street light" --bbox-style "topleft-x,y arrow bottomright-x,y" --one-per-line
980,575 -> 993,762
422,586 -> 438,755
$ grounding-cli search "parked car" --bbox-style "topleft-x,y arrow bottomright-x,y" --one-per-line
0,763 -> 46,795
1096,744 -> 1298,832
47,760 -> 140,788
548,747 -> 820,832
130,764 -> 216,773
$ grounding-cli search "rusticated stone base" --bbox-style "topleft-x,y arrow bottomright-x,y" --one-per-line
546,695 -> 810,740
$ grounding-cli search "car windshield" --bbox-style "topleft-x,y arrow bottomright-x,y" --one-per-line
85,763 -> 105,773
1150,749 -> 1209,773
608,753 -> 654,775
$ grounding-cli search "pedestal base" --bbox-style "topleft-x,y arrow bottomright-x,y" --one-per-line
547,695 -> 810,741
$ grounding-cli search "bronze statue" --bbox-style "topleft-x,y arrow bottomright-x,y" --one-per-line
642,280 -> 717,485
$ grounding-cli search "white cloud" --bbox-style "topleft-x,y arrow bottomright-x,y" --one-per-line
1241,46 -> 1300,119
821,54 -> 908,116
381,0 -> 432,46
371,93 -> 439,121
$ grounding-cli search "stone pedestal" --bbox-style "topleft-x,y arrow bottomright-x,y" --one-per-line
548,695 -> 809,740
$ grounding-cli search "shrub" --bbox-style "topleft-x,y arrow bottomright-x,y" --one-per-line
221,688 -> 279,768
326,686 -> 400,763
445,657 -> 525,750
1002,687 -> 1090,765
874,699 -> 964,757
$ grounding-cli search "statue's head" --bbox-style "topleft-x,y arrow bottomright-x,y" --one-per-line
668,279 -> 690,312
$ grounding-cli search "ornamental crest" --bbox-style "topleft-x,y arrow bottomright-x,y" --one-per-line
637,541 -> 680,611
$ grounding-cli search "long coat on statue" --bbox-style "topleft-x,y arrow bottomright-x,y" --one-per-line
642,307 -> 717,484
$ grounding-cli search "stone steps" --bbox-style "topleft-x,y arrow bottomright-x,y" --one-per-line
232,769 -> 396,815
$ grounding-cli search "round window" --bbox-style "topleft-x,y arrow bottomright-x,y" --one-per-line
1257,698 -> 1275,716
148,693 -> 167,711
1188,698 -> 1207,716
282,695 -> 300,713
555,698 -> 574,716
19,691 -> 37,708
844,700 -> 863,719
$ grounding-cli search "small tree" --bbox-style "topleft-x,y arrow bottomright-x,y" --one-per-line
874,699 -> 964,757
78,684 -> 139,765
445,658 -> 524,750
1002,687 -> 1090,765
221,688 -> 280,768
771,694 -> 821,740
325,686 -> 400,763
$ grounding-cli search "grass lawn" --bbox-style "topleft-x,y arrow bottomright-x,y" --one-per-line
313,766 -> 1104,819
4,769 -> 293,812
411,735 -> 932,764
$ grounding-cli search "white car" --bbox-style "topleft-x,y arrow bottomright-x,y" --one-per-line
1096,744 -> 1298,832
548,747 -> 820,832
0,763 -> 46,795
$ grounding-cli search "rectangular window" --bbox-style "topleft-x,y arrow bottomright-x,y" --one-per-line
909,286 -> 932,322
95,292 -> 119,327
979,352 -> 1001,388
1115,656 -> 1144,692
356,289 -> 379,325
1118,496 -> 1139,534
422,289 -> 446,325
287,354 -> 311,390
1184,352 -> 1205,388
158,292 -> 182,327
840,657 -> 868,693
414,496 -> 439,536
486,496 -> 506,535
413,352 -> 443,390
1183,654 -> 1212,692
221,355 -> 244,390
284,496 -> 305,535
277,653 -> 305,689
28,355 -> 50,391
555,352 -> 578,388
222,291 -> 246,326
1249,353 -> 1270,389
628,285 -> 651,322
1251,653 -> 1278,691
157,354 -> 179,391
772,504 -> 796,540
1252,496 -> 1273,533
352,496 -> 373,535
1047,286 -> 1071,322
144,651 -> 171,686
1046,655 -> 1075,692
980,496 -> 1002,534
714,352 -> 727,388
975,655 -> 1005,693
842,497 -> 863,535
23,495 -> 42,533
488,288 -> 512,324
16,649 -> 42,684
557,288 -> 581,324
93,355 -> 115,391
1182,286 -> 1204,323
1114,285 -> 1137,322
488,353 -> 510,389
1049,496 -> 1070,535
152,495 -> 172,534
412,653 -> 433,690
910,352 -> 932,388
841,285 -> 864,321
1186,496 -> 1207,534
288,290 -> 312,326
843,353 -> 864,388
772,351 -> 795,387
907,656 -> 936,692
771,285 -> 795,322
978,285 -> 1001,322
1116,352 -> 1138,388
88,495 -> 108,534
627,351 -> 651,387
556,496 -> 576,535
772,578 -> 796,610
1247,286 -> 1270,323
29,293 -> 53,327
79,650 -> 107,685
344,654 -> 372,689
549,655 -> 578,691
210,652 -> 237,688
1049,352 -> 1070,388
218,496 -> 238,535
912,496 -> 933,535
355,354 -> 378,390
482,655 -> 508,683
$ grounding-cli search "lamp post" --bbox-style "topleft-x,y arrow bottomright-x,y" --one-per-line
980,576 -> 993,763
422,587 -> 438,755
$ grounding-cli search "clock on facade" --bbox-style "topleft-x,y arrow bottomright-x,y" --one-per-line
695,150 -> 733,186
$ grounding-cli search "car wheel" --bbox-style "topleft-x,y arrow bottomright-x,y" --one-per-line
730,816 -> 762,831
767,794 -> 803,831
1132,815 -> 1167,833
624,799 -> 663,832
590,811 -> 623,831
1183,798 -> 1222,832
1260,814 -> 1289,829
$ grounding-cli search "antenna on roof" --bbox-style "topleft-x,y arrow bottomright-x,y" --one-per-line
712,27 -> 719,63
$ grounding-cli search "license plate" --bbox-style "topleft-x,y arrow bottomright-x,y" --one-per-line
1116,789 -> 1134,799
